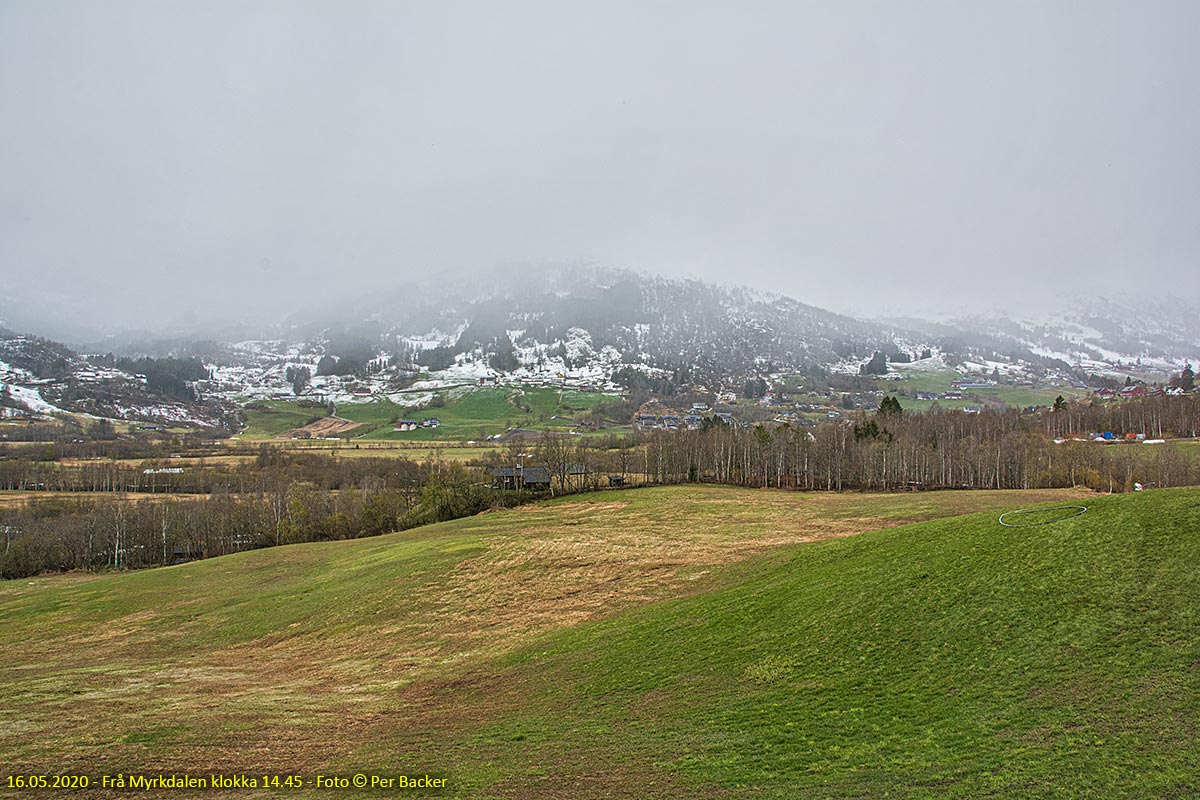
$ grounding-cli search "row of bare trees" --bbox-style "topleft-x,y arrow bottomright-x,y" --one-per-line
0,458 -> 536,578
627,396 -> 1200,492
1040,394 -> 1200,439
0,447 -> 426,494
476,396 -> 1200,496
484,396 -> 1199,496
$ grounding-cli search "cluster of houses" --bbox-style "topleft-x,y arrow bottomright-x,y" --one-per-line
636,407 -> 829,431
771,411 -> 817,427
478,374 -> 609,392
1093,385 -> 1189,399
760,390 -> 818,411
635,413 -> 703,431
634,403 -> 738,431
393,417 -> 441,432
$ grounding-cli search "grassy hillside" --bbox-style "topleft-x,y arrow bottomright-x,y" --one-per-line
443,489 -> 1199,798
1,486 -> 1195,798
240,400 -> 330,438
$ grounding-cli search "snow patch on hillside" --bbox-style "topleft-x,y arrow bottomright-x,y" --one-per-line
2,382 -> 63,414
889,355 -> 949,373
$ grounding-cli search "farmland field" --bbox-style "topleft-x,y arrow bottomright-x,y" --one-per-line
352,387 -> 623,441
883,362 -> 1087,412
4,484 -> 1195,798
0,490 -> 209,509
239,400 -> 330,439
237,387 -> 625,442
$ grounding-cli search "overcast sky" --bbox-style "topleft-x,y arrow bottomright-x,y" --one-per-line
1,1 -> 1198,333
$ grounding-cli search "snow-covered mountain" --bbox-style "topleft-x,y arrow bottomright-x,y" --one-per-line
1,269 -> 1196,430
0,331 -> 237,428
890,295 -> 1199,380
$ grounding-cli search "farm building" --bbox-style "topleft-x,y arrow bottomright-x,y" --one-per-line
488,465 -> 552,491
394,420 -> 419,432
171,545 -> 205,566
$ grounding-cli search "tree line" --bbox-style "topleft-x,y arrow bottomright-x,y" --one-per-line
0,447 -> 427,494
0,457 -> 540,579
632,394 -> 1200,492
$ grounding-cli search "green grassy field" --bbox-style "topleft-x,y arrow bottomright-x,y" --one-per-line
470,490 -> 1199,798
240,400 -> 330,438
355,387 -> 622,441
238,387 -> 625,442
885,362 -> 963,392
885,396 -> 973,413
2,485 -> 1196,798
888,381 -> 1085,413
880,360 -> 1087,411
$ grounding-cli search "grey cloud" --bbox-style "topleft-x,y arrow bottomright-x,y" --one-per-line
1,0 -> 1197,332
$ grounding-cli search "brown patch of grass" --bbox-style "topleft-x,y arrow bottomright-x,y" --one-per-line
517,500 -> 631,514
0,490 -> 211,508
72,610 -> 160,643
427,487 -> 1096,664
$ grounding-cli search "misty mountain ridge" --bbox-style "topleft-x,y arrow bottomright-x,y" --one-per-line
2,267 -> 1197,428
4,266 -> 1196,367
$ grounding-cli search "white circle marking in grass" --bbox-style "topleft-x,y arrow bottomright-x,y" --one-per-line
998,506 -> 1088,528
